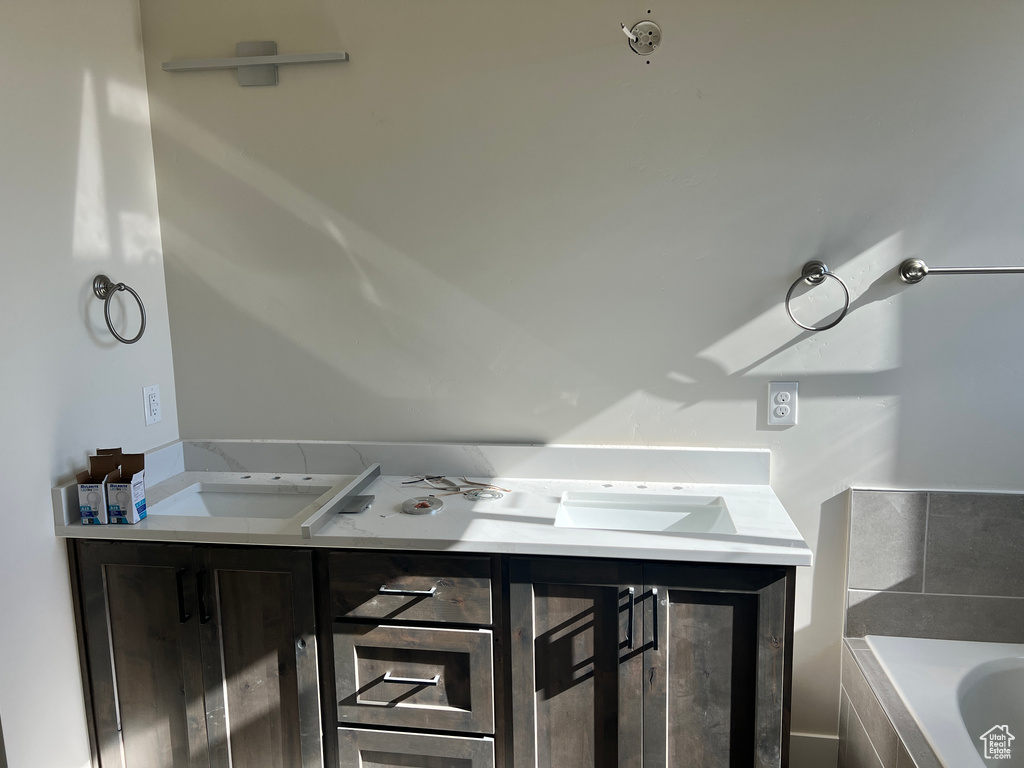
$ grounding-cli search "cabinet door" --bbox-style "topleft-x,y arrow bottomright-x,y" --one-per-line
78,540 -> 209,768
642,565 -> 789,768
509,558 -> 643,768
194,547 -> 321,768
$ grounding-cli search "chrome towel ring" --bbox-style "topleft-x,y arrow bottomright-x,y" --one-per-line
785,261 -> 851,332
93,275 -> 146,344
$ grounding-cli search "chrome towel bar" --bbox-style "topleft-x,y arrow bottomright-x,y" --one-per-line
898,258 -> 1024,284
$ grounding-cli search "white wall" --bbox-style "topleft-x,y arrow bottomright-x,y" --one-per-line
137,0 -> 1024,754
0,1 -> 178,765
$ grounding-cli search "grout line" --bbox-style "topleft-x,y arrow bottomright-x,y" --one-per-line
848,588 -> 1024,600
840,685 -> 851,766
844,490 -> 852,638
849,485 -> 1024,496
921,493 -> 929,594
844,586 -> 850,638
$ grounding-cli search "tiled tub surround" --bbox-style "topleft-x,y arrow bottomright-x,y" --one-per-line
840,638 -> 941,768
840,489 -> 1024,768
868,636 -> 1024,768
846,490 -> 1024,642
841,636 -> 1024,768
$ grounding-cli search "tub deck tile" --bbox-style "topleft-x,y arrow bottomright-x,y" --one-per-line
842,644 -> 898,767
842,640 -> 943,768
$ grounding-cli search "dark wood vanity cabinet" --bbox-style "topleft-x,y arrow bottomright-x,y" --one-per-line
509,559 -> 645,768
325,551 -> 500,768
71,543 -> 792,768
73,541 -> 321,768
509,558 -> 793,768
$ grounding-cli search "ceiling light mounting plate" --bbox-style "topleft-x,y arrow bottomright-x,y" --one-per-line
628,21 -> 662,55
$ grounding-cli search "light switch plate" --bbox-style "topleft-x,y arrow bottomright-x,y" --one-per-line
768,381 -> 798,426
143,384 -> 161,426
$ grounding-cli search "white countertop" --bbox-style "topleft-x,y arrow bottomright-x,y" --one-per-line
53,440 -> 812,566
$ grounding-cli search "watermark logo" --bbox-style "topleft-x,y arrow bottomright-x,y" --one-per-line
980,725 -> 1015,760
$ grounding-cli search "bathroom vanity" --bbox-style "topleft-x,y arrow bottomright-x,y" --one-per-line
55,440 -> 811,768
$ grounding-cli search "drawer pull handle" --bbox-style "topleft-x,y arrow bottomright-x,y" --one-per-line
197,569 -> 213,625
175,569 -> 191,624
383,672 -> 441,686
378,585 -> 437,597
626,587 -> 635,650
652,588 -> 660,652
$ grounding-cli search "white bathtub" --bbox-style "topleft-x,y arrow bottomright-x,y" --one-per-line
866,635 -> 1024,767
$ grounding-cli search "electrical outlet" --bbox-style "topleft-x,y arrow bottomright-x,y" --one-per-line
768,381 -> 798,426
143,385 -> 161,426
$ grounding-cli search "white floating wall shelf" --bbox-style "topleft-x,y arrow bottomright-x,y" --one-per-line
162,41 -> 349,86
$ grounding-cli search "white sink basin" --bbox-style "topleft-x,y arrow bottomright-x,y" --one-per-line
154,482 -> 334,519
554,492 -> 736,535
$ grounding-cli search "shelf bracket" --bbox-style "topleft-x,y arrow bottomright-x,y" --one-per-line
162,41 -> 349,86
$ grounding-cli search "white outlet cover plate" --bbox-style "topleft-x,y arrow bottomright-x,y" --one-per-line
144,384 -> 161,426
768,381 -> 797,426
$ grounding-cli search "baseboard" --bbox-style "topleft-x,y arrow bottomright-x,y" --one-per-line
790,732 -> 839,768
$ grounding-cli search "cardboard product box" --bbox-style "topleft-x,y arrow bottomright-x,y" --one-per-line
107,453 -> 146,525
77,453 -> 119,525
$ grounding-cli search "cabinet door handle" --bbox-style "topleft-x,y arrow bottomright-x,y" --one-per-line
197,569 -> 213,625
378,585 -> 437,597
651,588 -> 659,652
383,672 -> 440,686
626,587 -> 635,650
175,569 -> 191,624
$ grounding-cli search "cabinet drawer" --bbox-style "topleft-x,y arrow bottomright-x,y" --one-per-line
328,551 -> 492,625
338,727 -> 494,768
334,622 -> 495,734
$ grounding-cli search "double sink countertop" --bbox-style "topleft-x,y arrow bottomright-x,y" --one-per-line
52,440 -> 812,566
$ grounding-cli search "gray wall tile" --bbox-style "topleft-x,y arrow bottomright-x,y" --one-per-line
846,589 -> 1024,642
846,705 -> 885,768
849,491 -> 927,592
925,493 -> 1024,597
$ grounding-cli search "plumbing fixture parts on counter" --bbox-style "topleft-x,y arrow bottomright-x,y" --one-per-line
465,489 -> 503,501
402,475 -> 511,497
402,497 -> 444,515
399,476 -> 510,513
342,495 -> 374,513
784,261 -> 851,332
93,275 -> 146,344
